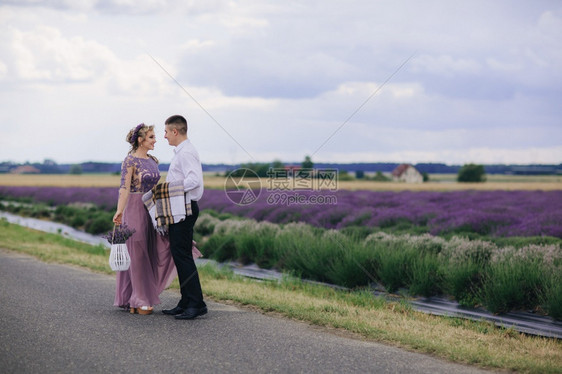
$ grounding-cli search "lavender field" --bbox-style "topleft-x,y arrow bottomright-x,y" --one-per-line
2,185 -> 561,317
1,186 -> 561,238
203,189 -> 562,238
0,186 -> 117,210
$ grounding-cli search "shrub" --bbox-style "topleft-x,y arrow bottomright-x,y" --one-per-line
69,164 -> 83,174
70,215 -> 86,228
328,246 -> 376,288
337,171 -> 354,181
339,225 -> 375,240
372,171 -> 390,181
227,162 -> 271,177
213,218 -> 255,236
480,257 -> 546,313
84,214 -> 112,234
371,241 -> 415,293
30,204 -> 51,218
364,232 -> 444,294
543,276 -> 562,320
195,213 -> 220,236
274,225 -> 346,284
234,222 -> 280,268
445,260 -> 483,306
202,234 -> 237,262
440,237 -> 495,264
457,163 -> 486,182
405,233 -> 446,255
408,254 -> 444,297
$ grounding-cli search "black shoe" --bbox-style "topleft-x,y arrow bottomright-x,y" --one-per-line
162,306 -> 184,315
175,306 -> 208,320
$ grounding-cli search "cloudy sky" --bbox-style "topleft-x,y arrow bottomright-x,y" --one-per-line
0,0 -> 560,165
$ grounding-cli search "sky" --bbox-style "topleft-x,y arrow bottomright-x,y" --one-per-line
0,0 -> 561,166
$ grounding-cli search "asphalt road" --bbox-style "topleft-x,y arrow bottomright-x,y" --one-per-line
0,250 -> 490,373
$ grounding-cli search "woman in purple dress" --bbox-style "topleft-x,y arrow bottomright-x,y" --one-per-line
112,123 -> 200,315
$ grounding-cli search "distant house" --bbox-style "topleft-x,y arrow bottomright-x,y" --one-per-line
391,164 -> 423,183
10,165 -> 40,174
284,165 -> 301,177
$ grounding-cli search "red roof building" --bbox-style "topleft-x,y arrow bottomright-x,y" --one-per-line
10,165 -> 40,174
391,164 -> 423,183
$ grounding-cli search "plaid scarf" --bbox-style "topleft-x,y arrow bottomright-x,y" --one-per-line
142,181 -> 192,233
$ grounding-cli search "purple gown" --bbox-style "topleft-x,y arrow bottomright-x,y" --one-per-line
114,155 -> 177,309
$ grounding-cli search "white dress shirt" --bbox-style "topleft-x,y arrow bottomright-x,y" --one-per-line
166,139 -> 204,202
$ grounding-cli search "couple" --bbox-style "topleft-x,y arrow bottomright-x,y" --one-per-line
112,115 -> 207,320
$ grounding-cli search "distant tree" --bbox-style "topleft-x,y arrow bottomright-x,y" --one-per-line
457,163 -> 486,182
271,159 -> 284,170
338,170 -> 354,181
69,164 -> 83,175
228,162 -> 270,177
37,159 -> 61,174
302,155 -> 314,169
355,170 -> 365,179
372,171 -> 390,182
422,172 -> 430,182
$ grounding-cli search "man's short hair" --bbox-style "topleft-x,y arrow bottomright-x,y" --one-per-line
165,115 -> 187,135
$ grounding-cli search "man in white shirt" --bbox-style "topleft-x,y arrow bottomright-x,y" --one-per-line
162,115 -> 207,320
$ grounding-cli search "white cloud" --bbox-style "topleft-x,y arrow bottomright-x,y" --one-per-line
181,39 -> 216,51
0,0 -> 214,14
537,10 -> 562,37
1,24 -> 175,96
485,58 -> 524,73
217,13 -> 269,30
0,1 -> 560,166
321,146 -> 562,165
465,146 -> 562,165
8,25 -> 109,81
413,55 -> 482,76
0,60 -> 6,78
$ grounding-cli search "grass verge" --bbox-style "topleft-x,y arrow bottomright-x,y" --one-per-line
1,219 -> 561,373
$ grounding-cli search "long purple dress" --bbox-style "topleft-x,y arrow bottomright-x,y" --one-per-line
114,155 -> 177,309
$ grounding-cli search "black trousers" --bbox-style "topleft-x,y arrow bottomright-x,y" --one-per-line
168,200 -> 205,309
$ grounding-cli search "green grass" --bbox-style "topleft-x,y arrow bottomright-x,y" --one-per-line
1,201 -> 114,234
1,219 -> 562,373
0,218 -> 109,272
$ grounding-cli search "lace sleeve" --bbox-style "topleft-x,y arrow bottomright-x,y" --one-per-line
119,155 -> 136,190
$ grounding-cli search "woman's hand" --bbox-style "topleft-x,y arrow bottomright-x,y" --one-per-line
113,211 -> 123,225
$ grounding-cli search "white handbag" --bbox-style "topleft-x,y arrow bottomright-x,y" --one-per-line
107,225 -> 131,271
109,243 -> 131,271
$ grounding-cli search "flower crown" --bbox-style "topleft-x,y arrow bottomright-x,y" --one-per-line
130,123 -> 144,145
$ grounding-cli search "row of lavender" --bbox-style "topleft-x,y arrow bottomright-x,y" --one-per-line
1,186 -> 561,238
0,186 -> 118,210
197,213 -> 562,319
204,189 -> 562,238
